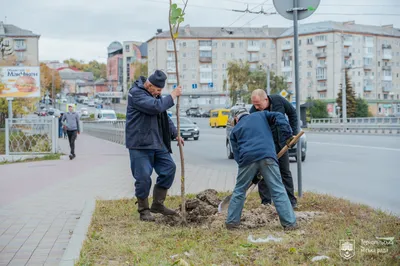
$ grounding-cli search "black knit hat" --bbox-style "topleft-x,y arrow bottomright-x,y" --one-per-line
148,70 -> 167,88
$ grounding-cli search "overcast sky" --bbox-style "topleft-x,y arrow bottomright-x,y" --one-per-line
2,0 -> 399,63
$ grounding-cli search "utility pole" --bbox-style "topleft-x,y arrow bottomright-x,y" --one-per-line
341,34 -> 347,125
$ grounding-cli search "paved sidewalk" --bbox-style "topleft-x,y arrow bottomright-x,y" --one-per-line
0,134 -> 237,266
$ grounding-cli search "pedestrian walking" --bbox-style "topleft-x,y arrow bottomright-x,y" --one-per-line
62,105 -> 80,160
126,70 -> 184,222
226,107 -> 297,230
250,89 -> 299,209
58,113 -> 64,138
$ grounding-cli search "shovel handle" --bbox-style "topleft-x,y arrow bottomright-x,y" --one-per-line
277,131 -> 304,159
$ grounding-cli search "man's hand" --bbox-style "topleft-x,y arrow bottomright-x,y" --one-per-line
285,136 -> 295,147
171,85 -> 183,99
176,136 -> 185,146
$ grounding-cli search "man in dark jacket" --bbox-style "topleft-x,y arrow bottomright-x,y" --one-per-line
250,89 -> 299,208
126,70 -> 184,222
226,108 -> 297,230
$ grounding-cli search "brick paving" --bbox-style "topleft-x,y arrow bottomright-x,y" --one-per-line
0,134 -> 237,265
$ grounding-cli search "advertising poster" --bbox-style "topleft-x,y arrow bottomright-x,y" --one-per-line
0,66 -> 40,98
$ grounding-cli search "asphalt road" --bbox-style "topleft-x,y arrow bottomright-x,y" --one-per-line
174,117 -> 400,216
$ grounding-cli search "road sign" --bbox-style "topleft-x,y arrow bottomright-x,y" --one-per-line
280,89 -> 288,98
192,84 -> 197,89
173,84 -> 177,89
273,0 -> 320,21
208,82 -> 213,88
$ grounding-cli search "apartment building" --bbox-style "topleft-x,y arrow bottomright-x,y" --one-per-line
0,21 -> 40,66
122,41 -> 147,94
147,22 -> 400,116
107,41 -> 123,93
147,26 -> 286,110
276,21 -> 400,116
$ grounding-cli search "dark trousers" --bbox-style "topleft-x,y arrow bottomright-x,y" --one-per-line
258,150 -> 297,205
67,130 -> 77,155
129,148 -> 176,199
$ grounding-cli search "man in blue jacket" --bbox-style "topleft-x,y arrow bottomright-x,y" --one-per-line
126,70 -> 184,222
250,89 -> 299,209
226,108 -> 297,230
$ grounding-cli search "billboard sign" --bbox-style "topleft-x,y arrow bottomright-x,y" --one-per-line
0,67 -> 40,98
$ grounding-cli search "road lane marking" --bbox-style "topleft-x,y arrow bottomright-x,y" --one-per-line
308,141 -> 400,152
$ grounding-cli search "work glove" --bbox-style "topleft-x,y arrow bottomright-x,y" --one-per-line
251,172 -> 263,184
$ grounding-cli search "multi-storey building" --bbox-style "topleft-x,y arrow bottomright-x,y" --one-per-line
107,41 -> 123,92
122,41 -> 147,94
0,21 -> 40,66
147,21 -> 400,116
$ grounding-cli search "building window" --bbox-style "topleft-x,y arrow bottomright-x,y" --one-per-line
307,72 -> 311,77
248,40 -> 259,47
239,41 -> 244,48
307,38 -> 313,45
200,51 -> 212,57
222,42 -> 226,47
316,35 -> 327,41
307,61 -> 312,67
212,41 -> 217,47
222,63 -> 227,69
125,45 -> 130,52
307,50 -> 312,55
262,41 -> 267,48
231,42 -> 235,48
271,42 -> 276,49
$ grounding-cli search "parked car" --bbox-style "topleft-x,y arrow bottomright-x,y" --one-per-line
225,105 -> 307,161
95,109 -> 117,121
186,108 -> 201,117
170,116 -> 200,140
88,101 -> 95,107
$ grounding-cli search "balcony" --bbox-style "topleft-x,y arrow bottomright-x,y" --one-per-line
281,44 -> 291,50
14,43 -> 27,51
284,76 -> 292,83
382,65 -> 392,71
363,64 -> 373,70
248,56 -> 259,63
199,56 -> 212,63
316,75 -> 327,81
317,85 -> 327,92
282,65 -> 292,72
382,75 -> 392,81
343,38 -> 352,46
317,62 -> 326,68
281,55 -> 292,61
382,44 -> 392,49
167,45 -> 178,51
314,40 -> 327,47
167,77 -> 177,83
247,45 -> 260,52
364,42 -> 374,48
363,53 -> 373,58
199,67 -> 212,72
363,85 -> 373,92
382,52 -> 392,60
199,45 -> 212,51
344,51 -> 351,57
316,52 -> 327,58
383,85 -> 392,92
199,77 -> 213,83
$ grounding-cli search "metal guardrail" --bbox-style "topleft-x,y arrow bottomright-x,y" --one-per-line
82,121 -> 126,145
309,117 -> 400,134
5,117 -> 58,155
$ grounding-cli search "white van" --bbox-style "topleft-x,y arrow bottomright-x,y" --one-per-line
95,109 -> 117,121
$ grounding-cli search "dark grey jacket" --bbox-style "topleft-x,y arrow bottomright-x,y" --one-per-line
62,112 -> 80,132
250,94 -> 298,150
125,77 -> 178,152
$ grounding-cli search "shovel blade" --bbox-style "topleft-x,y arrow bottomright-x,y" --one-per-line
218,194 -> 232,213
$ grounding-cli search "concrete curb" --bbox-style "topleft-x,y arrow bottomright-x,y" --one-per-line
60,200 -> 96,266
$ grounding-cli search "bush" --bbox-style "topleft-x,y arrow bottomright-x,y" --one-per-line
0,131 -> 5,154
116,113 -> 126,120
9,132 -> 51,153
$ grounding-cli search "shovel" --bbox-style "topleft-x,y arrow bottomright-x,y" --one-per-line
218,131 -> 305,213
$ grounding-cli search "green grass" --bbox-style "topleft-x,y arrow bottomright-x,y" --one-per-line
0,153 -> 61,165
76,192 -> 400,265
